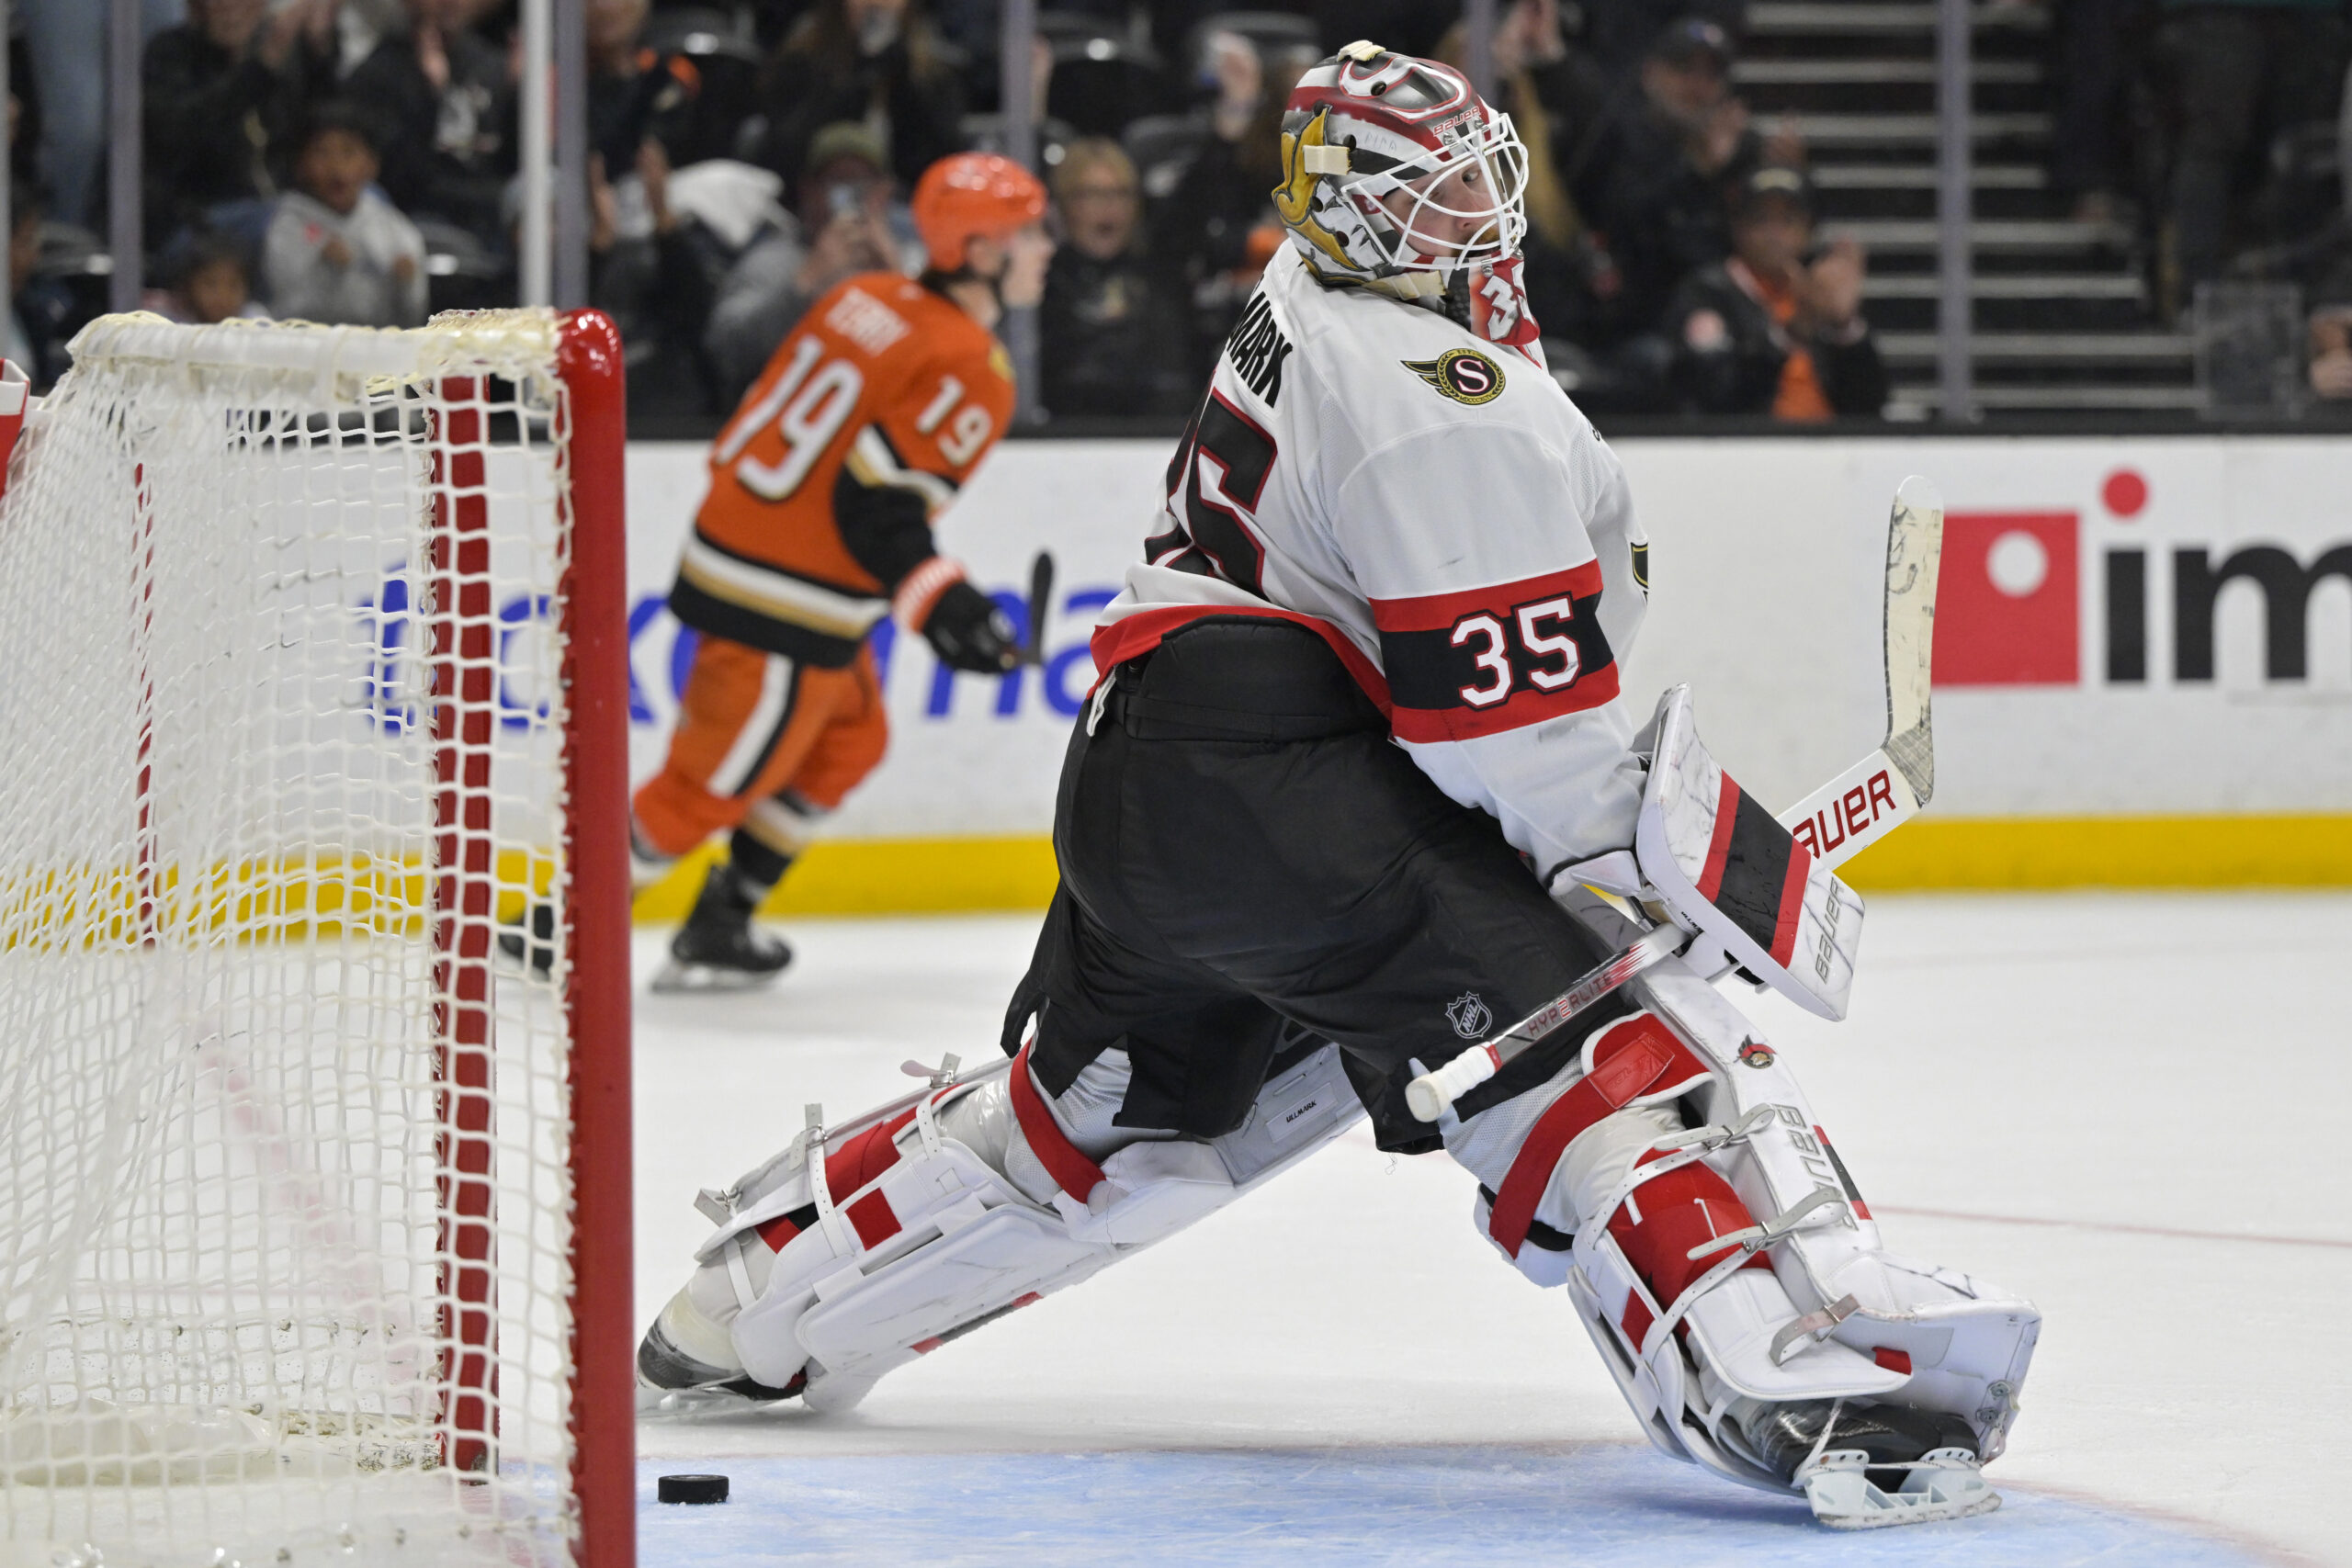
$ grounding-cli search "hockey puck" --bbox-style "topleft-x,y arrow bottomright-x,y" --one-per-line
657,1473 -> 729,1505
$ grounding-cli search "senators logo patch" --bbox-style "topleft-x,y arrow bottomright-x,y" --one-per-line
1402,347 -> 1505,406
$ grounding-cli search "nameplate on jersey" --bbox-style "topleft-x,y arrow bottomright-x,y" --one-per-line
1369,561 -> 1619,742
1222,292 -> 1294,407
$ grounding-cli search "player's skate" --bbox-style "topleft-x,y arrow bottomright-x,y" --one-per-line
653,862 -> 792,992
496,899 -> 559,979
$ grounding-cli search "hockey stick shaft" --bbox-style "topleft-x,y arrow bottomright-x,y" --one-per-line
1022,550 -> 1057,668
1776,475 -> 1941,859
1404,921 -> 1688,1122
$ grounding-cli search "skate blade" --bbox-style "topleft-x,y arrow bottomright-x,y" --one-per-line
650,959 -> 786,994
1804,1450 -> 2002,1529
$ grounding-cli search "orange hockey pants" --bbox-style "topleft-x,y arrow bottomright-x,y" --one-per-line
632,635 -> 888,863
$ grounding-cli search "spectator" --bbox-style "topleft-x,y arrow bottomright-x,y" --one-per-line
344,0 -> 517,247
264,104 -> 430,327
1039,139 -> 1190,417
10,32 -> 40,197
145,229 -> 272,323
1439,0 -> 1634,350
705,121 -> 907,405
2049,0 -> 2147,224
1593,18 -> 1797,338
143,0 -> 341,246
590,140 -> 725,417
1666,165 -> 1884,420
587,0 -> 705,176
959,35 -> 1080,177
1581,0 -> 1748,73
1151,32 -> 1320,383
18,0 -> 180,227
2156,0 -> 2349,302
4,189 -> 80,389
2310,304 -> 2352,400
753,0 -> 967,197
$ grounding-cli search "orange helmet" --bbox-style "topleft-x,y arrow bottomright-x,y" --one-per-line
912,152 -> 1047,272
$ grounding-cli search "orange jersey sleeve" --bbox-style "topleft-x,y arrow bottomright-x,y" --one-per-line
670,273 -> 1018,667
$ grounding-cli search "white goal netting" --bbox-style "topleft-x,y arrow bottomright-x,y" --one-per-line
0,312 -> 603,1568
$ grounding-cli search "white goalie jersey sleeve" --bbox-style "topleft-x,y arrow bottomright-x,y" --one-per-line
1096,247 -> 1650,874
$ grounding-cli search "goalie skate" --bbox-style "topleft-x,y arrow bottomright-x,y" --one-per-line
1801,1446 -> 2000,1530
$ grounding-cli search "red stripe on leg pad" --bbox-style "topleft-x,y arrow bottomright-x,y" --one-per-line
1487,1012 -> 1713,1259
1008,1044 -> 1109,1203
826,1110 -> 917,1201
752,1106 -> 918,1255
1606,1151 -> 1772,1309
844,1190 -> 900,1248
1874,1347 -> 1913,1375
1769,838 -> 1813,967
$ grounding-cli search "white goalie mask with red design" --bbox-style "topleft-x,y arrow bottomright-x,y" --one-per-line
1272,41 -> 1531,299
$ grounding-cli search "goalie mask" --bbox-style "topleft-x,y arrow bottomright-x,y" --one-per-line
1273,41 -> 1531,302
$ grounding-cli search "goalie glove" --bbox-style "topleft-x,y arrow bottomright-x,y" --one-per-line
896,558 -> 1020,673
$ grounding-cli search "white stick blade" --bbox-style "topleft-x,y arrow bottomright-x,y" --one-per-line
1883,476 -> 1942,804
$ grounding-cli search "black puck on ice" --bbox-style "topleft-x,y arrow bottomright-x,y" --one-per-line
657,1473 -> 729,1505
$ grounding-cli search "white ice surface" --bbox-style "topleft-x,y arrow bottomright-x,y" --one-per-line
630,894 -> 2351,1566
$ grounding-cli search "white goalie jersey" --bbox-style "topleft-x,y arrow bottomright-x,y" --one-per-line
1093,246 -> 1651,874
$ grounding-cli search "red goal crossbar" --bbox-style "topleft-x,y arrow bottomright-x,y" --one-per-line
430,310 -> 634,1568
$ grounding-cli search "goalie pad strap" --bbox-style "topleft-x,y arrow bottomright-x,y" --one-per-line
755,1107 -> 923,1254
1610,1149 -> 1775,1335
1488,1013 -> 1711,1259
1008,1043 -> 1108,1204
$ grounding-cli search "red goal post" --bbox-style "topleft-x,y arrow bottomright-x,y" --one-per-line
0,309 -> 634,1568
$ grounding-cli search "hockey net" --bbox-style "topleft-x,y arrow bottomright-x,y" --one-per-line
0,311 -> 633,1568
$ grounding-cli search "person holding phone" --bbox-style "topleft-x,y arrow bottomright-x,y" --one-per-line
1666,164 -> 1885,421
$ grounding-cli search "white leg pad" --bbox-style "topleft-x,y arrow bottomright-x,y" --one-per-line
1456,888 -> 2043,1507
657,1043 -> 1365,1404
1634,962 -> 2040,1461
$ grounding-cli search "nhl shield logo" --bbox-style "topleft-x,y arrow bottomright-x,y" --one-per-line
1445,993 -> 1492,1040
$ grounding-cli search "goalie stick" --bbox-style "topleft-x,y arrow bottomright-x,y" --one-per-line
1775,473 -> 1941,856
1404,477 -> 1945,1123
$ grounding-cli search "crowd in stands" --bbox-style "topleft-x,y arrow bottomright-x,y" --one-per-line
3,0 -> 2349,419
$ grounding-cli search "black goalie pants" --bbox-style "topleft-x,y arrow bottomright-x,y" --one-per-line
1001,616 -> 1632,1155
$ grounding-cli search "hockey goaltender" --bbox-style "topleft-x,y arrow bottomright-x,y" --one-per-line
635,41 -> 2041,1532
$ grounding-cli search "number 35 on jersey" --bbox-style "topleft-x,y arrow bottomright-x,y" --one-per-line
1370,560 -> 1623,742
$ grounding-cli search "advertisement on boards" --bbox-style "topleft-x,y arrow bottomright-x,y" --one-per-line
618,436 -> 2352,850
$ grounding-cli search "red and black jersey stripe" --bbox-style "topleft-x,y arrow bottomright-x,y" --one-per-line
1370,561 -> 1619,743
1694,771 -> 1815,968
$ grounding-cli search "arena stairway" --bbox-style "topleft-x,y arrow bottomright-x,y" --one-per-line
1736,1 -> 2200,417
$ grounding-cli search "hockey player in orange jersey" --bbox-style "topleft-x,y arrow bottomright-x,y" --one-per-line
635,152 -> 1053,990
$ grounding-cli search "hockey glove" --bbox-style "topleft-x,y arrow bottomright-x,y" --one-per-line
921,580 -> 1022,673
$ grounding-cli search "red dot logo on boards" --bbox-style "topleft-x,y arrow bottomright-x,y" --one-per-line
1931,511 -> 2080,686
